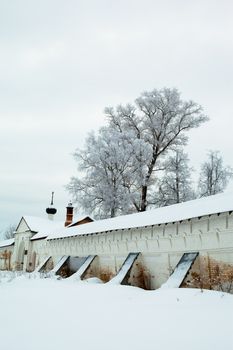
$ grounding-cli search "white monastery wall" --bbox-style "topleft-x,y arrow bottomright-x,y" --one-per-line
3,209 -> 233,289
36,211 -> 233,289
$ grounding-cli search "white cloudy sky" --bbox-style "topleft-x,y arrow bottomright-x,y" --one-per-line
0,0 -> 233,232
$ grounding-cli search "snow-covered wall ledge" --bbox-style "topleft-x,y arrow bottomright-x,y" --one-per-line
44,211 -> 233,256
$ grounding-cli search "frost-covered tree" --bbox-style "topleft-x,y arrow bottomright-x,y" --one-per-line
198,151 -> 233,197
67,88 -> 208,217
153,149 -> 195,206
105,88 -> 207,212
67,128 -> 137,218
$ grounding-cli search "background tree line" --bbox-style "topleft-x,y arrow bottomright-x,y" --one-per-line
67,88 -> 233,219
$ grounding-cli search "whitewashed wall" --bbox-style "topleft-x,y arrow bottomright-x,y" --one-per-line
5,211 -> 233,289
27,211 -> 233,289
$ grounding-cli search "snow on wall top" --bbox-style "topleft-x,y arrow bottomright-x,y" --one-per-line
0,238 -> 15,248
47,191 -> 233,240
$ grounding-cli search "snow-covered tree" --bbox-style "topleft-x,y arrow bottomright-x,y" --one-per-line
153,149 -> 195,207
67,128 -> 137,218
105,88 -> 207,212
198,151 -> 233,197
67,88 -> 208,217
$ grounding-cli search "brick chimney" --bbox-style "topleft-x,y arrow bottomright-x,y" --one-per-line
65,202 -> 74,226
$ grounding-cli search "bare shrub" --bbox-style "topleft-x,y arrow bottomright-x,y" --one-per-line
99,268 -> 114,282
184,256 -> 233,294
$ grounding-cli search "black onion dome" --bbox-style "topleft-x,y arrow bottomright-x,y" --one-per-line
46,207 -> 57,215
46,192 -> 57,215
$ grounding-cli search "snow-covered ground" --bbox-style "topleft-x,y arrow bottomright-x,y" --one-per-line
0,272 -> 232,350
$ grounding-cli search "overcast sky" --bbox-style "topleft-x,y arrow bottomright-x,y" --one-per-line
0,0 -> 233,233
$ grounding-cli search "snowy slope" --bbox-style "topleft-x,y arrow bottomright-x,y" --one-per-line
48,191 -> 233,239
109,253 -> 139,285
68,255 -> 96,280
33,256 -> 51,273
49,256 -> 69,274
0,272 -> 232,350
161,252 -> 198,288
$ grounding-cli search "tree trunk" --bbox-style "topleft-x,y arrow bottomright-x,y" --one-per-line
110,207 -> 116,217
176,174 -> 180,203
140,185 -> 148,211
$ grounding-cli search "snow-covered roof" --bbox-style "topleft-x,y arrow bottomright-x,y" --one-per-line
67,215 -> 93,227
0,238 -> 15,248
27,215 -> 92,240
47,192 -> 233,240
19,216 -> 65,241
